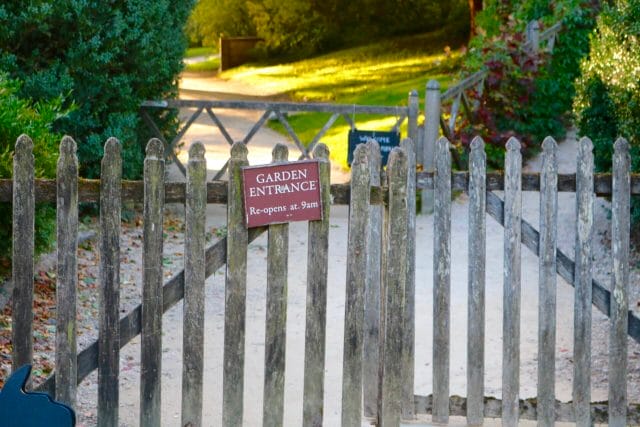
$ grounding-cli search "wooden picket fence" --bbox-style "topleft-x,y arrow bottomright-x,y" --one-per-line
4,132 -> 640,426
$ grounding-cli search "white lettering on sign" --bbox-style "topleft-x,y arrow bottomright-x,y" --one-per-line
255,169 -> 308,183
248,180 -> 317,197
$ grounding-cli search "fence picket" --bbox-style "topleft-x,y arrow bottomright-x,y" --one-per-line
263,144 -> 289,427
12,135 -> 35,375
379,147 -> 408,427
467,137 -> 486,426
223,142 -> 249,427
140,138 -> 165,426
400,137 -> 416,419
302,143 -> 331,427
363,140 -> 383,418
341,143 -> 370,426
433,137 -> 451,423
503,137 -> 522,427
609,138 -> 630,427
574,137 -> 594,426
538,137 -> 558,427
55,136 -> 79,408
182,142 -> 207,427
98,138 -> 122,427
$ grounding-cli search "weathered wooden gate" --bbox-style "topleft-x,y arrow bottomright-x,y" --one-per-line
4,133 -> 640,426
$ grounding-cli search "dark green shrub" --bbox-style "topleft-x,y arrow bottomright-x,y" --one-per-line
0,0 -> 195,179
188,0 -> 468,58
0,74 -> 70,266
460,0 -> 598,167
574,0 -> 640,224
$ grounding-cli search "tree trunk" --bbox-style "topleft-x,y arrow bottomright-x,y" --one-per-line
469,0 -> 484,36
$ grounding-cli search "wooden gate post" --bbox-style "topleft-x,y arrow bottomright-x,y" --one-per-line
56,136 -> 79,408
408,90 -> 419,158
526,20 -> 540,52
223,142 -> 249,427
12,135 -> 35,375
341,143 -> 370,426
379,147 -> 409,427
423,80 -> 440,214
98,138 -> 122,427
302,143 -> 331,427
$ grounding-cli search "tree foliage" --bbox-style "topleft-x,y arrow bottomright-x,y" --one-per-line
0,0 -> 195,179
188,0 -> 469,56
574,0 -> 640,224
187,0 -> 255,46
0,74 -> 70,263
459,0 -> 598,167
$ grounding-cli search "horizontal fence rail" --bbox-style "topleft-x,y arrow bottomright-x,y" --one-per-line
3,171 -> 640,205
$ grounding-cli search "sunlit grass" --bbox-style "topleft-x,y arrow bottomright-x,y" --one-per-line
184,46 -> 217,58
221,30 -> 465,168
185,57 -> 220,73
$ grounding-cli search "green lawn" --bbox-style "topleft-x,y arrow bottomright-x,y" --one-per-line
184,46 -> 217,58
220,30 -> 464,168
184,56 -> 220,73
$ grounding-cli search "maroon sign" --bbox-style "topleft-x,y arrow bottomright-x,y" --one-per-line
242,160 -> 323,228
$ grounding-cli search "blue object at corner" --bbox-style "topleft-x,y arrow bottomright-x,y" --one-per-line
0,365 -> 75,426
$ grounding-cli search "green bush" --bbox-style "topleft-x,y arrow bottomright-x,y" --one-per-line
188,0 -> 469,58
460,0 -> 598,167
0,74 -> 70,266
574,0 -> 640,224
0,1 -> 195,179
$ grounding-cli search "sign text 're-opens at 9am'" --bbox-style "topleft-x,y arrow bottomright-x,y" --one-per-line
242,160 -> 323,228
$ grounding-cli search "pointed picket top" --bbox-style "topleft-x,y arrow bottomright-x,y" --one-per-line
436,136 -> 450,151
272,143 -> 289,162
102,138 -> 121,166
578,136 -> 594,153
387,147 -> 408,182
470,136 -> 485,152
469,136 -> 486,174
366,139 -> 381,166
230,140 -> 248,160
427,80 -> 440,91
353,141 -> 369,166
313,142 -> 330,160
188,141 -> 206,160
59,135 -> 77,157
145,138 -> 164,160
15,134 -> 34,154
541,137 -> 557,177
506,137 -> 521,152
541,136 -> 557,153
400,137 -> 414,153
614,137 -> 630,154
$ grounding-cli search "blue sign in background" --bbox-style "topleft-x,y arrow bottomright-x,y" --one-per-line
347,129 -> 400,166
